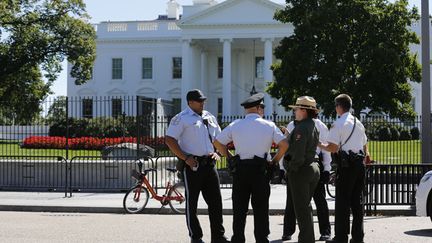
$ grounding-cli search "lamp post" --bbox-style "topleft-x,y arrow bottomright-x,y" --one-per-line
421,0 -> 431,163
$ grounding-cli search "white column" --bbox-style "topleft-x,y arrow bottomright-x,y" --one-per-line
263,38 -> 274,116
200,51 -> 208,94
236,50 -> 245,115
181,39 -> 192,110
221,38 -> 232,116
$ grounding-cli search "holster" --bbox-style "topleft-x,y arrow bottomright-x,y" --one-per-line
334,150 -> 365,168
228,154 -> 240,175
175,158 -> 185,180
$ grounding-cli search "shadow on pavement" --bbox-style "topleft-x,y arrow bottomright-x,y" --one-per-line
404,229 -> 432,237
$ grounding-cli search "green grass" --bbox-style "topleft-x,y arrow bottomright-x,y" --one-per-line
0,140 -> 423,164
0,143 -> 99,159
368,140 -> 421,164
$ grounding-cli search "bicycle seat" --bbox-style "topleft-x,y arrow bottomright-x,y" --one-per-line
166,168 -> 177,173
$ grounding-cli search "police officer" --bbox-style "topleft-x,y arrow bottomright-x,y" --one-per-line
284,96 -> 321,243
319,94 -> 369,243
213,93 -> 288,243
281,102 -> 332,241
165,89 -> 229,243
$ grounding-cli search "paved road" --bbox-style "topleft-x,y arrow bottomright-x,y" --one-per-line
0,212 -> 431,243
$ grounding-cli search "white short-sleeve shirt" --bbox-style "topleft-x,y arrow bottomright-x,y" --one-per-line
216,113 -> 286,160
166,107 -> 221,156
327,112 -> 368,154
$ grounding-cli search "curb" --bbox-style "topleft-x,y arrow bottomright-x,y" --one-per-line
0,205 -> 415,216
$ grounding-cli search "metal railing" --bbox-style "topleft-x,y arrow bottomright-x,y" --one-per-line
0,155 -> 67,196
364,163 -> 432,214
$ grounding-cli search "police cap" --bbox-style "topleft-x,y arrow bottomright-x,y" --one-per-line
241,92 -> 265,109
186,89 -> 207,101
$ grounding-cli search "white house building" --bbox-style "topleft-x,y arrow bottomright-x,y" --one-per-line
67,0 -> 431,118
67,0 -> 293,118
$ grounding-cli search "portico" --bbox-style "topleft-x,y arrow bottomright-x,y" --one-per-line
177,0 -> 293,116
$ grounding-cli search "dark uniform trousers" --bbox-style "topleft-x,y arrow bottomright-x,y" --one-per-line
285,163 -> 320,243
231,161 -> 271,243
334,161 -> 366,243
283,169 -> 331,237
183,159 -> 225,241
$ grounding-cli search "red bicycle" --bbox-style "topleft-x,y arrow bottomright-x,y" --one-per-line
123,161 -> 185,214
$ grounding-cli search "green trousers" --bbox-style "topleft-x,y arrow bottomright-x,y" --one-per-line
287,162 -> 320,243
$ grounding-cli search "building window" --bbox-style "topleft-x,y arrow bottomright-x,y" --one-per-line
217,57 -> 223,78
172,98 -> 181,114
112,58 -> 123,79
112,98 -> 122,118
142,58 -> 153,79
172,57 -> 182,79
255,57 -> 264,78
82,99 -> 93,118
218,98 -> 223,117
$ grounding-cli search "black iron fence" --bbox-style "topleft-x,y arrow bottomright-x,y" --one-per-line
364,163 -> 432,213
0,96 -> 424,164
0,96 -> 430,210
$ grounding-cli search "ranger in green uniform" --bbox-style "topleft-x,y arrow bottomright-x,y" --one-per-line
284,96 -> 321,243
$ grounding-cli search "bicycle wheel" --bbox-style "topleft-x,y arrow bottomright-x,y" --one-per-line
123,185 -> 150,214
326,171 -> 336,198
168,182 -> 186,214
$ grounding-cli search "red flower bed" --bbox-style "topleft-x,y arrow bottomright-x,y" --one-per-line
22,136 -> 166,150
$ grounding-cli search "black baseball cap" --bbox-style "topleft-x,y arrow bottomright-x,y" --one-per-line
186,89 -> 207,101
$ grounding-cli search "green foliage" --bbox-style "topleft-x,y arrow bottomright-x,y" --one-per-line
270,0 -> 421,119
46,96 -> 67,123
410,127 -> 420,140
49,116 -> 136,138
0,0 -> 96,123
389,126 -> 400,140
377,127 -> 392,141
399,129 -> 412,140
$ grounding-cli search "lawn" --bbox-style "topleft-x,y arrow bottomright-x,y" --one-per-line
0,142 -> 99,159
368,140 -> 421,164
0,140 -> 423,164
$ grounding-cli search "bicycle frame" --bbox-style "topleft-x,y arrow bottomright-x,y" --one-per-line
135,174 -> 183,203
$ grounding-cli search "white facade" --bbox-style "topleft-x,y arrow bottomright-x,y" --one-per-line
67,0 -> 293,117
67,0 -> 431,117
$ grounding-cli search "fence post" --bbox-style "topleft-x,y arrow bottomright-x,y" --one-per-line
136,96 -> 140,160
272,110 -> 277,123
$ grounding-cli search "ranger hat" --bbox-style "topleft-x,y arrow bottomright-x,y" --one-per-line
186,89 -> 207,101
241,92 -> 265,109
289,96 -> 319,111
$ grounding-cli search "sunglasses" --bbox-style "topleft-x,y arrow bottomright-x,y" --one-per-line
258,104 -> 265,109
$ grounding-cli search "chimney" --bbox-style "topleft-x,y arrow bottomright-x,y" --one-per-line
167,0 -> 180,20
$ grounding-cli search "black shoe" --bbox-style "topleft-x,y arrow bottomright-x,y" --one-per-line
326,238 -> 345,243
319,235 -> 331,241
281,234 -> 292,241
349,239 -> 364,243
191,239 -> 205,243
211,236 -> 230,243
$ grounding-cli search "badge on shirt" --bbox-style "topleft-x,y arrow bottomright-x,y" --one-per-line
296,133 -> 301,141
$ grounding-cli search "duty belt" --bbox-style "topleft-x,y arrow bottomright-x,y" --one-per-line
192,155 -> 215,166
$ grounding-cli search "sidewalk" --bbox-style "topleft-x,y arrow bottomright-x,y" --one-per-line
0,184 -> 413,215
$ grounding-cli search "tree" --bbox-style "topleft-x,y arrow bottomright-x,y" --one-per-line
269,0 -> 421,119
46,96 -> 67,122
0,0 -> 96,123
